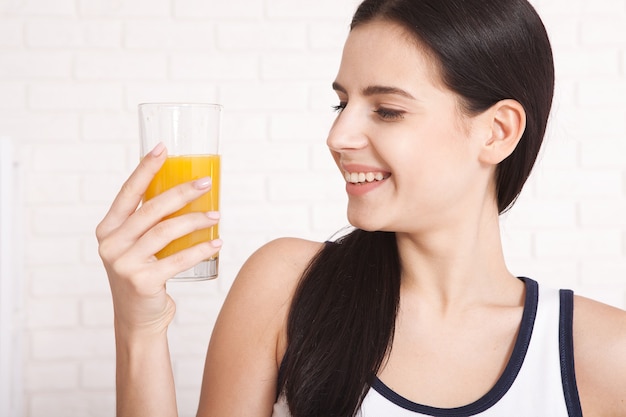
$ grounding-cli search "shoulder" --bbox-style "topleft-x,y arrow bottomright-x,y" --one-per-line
573,295 -> 626,416
222,237 -> 324,348
197,238 -> 324,415
234,237 -> 324,296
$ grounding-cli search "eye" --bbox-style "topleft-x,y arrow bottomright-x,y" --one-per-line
374,107 -> 405,121
331,103 -> 347,113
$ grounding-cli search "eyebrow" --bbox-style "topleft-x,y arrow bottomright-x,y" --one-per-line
332,81 -> 416,100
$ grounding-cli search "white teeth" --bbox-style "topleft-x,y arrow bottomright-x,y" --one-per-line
344,171 -> 388,184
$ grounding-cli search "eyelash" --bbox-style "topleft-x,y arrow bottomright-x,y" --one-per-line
331,103 -> 405,121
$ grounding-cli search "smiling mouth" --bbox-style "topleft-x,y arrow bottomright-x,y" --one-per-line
343,171 -> 391,184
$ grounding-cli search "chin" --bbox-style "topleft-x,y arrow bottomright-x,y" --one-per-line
347,212 -> 389,233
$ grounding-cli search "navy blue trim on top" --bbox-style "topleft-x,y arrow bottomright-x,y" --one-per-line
370,277 -> 539,417
559,289 -> 583,417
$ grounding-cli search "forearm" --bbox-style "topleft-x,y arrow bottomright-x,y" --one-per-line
115,326 -> 178,417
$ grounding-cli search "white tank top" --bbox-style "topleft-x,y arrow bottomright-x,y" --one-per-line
272,278 -> 583,416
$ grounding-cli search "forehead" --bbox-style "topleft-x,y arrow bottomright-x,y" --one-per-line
336,20 -> 443,91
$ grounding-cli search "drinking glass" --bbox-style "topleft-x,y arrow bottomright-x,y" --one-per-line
139,103 -> 222,281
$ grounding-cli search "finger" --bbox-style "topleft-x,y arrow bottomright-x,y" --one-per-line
128,211 -> 220,261
117,176 -> 213,245
96,143 -> 167,241
148,239 -> 223,281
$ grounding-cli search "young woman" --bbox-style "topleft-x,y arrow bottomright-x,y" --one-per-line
96,0 -> 626,416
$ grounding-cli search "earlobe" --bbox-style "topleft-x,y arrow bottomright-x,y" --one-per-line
479,99 -> 526,165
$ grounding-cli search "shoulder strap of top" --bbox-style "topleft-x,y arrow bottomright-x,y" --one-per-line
559,289 -> 583,417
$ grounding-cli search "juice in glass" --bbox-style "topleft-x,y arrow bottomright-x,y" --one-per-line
144,154 -> 220,259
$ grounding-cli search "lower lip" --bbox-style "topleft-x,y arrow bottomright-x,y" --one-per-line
345,178 -> 388,196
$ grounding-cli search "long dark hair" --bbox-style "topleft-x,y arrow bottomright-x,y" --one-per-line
279,1 -> 555,416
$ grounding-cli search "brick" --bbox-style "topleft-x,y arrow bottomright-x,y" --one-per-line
310,141 -> 339,172
172,294 -> 223,325
173,358 -> 207,388
535,229 -> 623,258
81,360 -> 115,389
221,204 -> 310,233
578,79 -> 626,107
0,112 -> 80,142
534,135 -> 578,168
0,0 -> 76,16
29,392 -> 115,417
125,19 -> 215,49
581,261 -> 626,286
170,52 -> 258,81
80,297 -> 113,326
174,0 -> 263,19
25,19 -> 121,48
535,168 -> 623,198
580,139 -> 626,167
30,205 -> 108,237
311,202 -> 349,233
0,51 -> 72,78
29,83 -> 123,110
581,18 -> 626,46
124,83 -> 218,110
506,259 -> 580,289
498,199 -> 577,229
81,236 -> 103,264
554,48 -> 620,78
310,81 -> 340,111
220,173 -> 266,202
81,113 -> 136,142
30,265 -> 110,296
30,143 -> 127,173
31,328 -> 114,360
78,0 -> 169,17
0,82 -> 26,109
25,298 -> 80,328
539,16 -> 579,48
25,237 -> 82,266
24,362 -> 79,391
500,230 -> 533,260
82,172 -> 129,204
0,19 -> 23,47
221,112 -> 268,142
555,108 -> 626,141
219,82 -> 309,111
266,0 -> 360,19
268,172 -> 346,202
579,199 -> 626,227
216,22 -> 306,50
269,112 -> 335,143
74,51 -> 167,80
25,173 -> 81,204
220,142 -> 309,172
168,324 -> 212,356
261,53 -> 340,81
309,22 -> 351,50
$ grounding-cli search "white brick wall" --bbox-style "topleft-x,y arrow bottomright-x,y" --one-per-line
0,0 -> 624,416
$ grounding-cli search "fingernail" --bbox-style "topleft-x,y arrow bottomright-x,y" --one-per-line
206,211 -> 220,220
151,142 -> 166,157
210,239 -> 223,248
193,177 -> 212,189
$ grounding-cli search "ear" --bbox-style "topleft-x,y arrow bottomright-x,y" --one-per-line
478,99 -> 526,165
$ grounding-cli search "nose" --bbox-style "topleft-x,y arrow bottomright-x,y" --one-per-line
326,106 -> 369,152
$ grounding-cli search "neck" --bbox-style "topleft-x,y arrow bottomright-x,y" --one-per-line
395,202 -> 521,313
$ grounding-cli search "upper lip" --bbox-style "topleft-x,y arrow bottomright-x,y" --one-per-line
341,163 -> 390,175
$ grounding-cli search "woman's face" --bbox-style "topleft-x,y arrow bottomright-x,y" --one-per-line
327,19 -> 494,234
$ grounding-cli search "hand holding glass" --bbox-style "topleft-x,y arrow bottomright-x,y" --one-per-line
139,103 -> 222,281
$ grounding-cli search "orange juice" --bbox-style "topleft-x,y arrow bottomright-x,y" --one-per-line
144,154 -> 220,259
